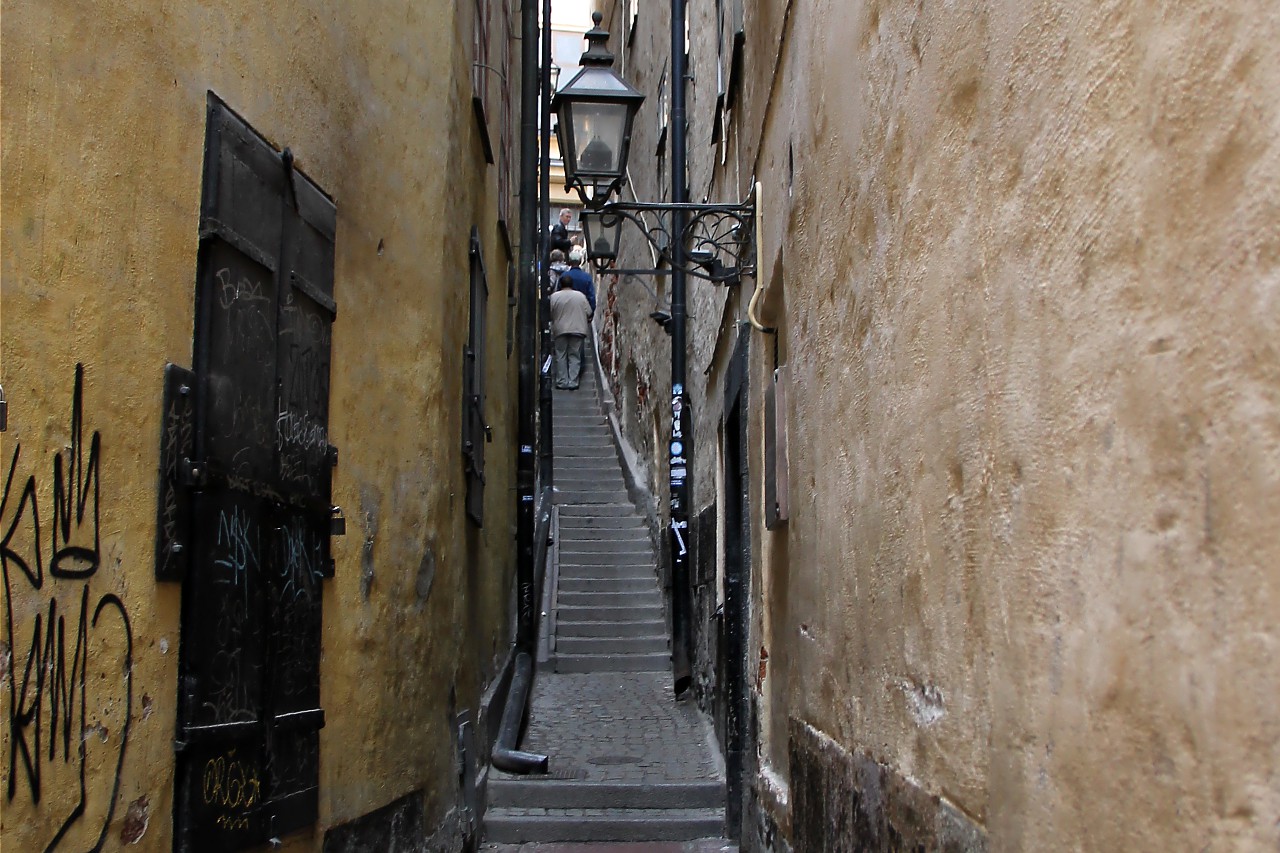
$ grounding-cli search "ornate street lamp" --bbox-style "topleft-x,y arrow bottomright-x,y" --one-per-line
551,13 -> 756,284
578,208 -> 624,272
551,13 -> 645,209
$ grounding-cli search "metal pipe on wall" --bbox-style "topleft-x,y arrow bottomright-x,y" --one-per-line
491,0 -> 550,776
516,0 -> 540,655
668,0 -> 693,696
491,490 -> 553,774
539,0 -> 554,490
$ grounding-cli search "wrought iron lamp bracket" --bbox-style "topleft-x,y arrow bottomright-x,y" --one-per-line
594,196 -> 756,285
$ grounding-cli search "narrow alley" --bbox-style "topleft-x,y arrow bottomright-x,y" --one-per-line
5,0 -> 1280,851
483,366 -> 732,847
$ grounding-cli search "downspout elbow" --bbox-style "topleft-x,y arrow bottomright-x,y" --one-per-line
489,652 -> 549,774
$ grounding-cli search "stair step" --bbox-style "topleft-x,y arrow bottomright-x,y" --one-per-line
558,569 -> 654,582
557,619 -> 666,637
558,556 -> 654,569
560,543 -> 653,555
560,537 -> 652,549
557,478 -> 629,490
556,635 -> 668,655
559,513 -> 647,524
555,491 -> 631,505
560,534 -> 648,544
557,572 -> 657,586
555,461 -> 624,473
557,590 -> 661,608
487,780 -> 725,810
558,536 -> 651,549
554,485 -> 630,496
563,522 -> 650,535
484,807 -> 724,843
554,433 -> 614,443
558,505 -> 640,517
559,547 -> 650,558
555,438 -> 616,448
555,426 -> 615,436
559,576 -> 655,593
554,652 -> 670,673
557,604 -> 664,622
560,540 -> 653,553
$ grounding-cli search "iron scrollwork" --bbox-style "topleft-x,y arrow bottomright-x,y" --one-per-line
592,196 -> 756,285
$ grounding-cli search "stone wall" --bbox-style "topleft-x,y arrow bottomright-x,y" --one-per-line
603,0 -> 1280,849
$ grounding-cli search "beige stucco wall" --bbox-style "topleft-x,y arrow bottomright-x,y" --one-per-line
607,0 -> 1280,849
2,0 -> 518,849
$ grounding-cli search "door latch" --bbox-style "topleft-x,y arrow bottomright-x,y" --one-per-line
330,506 -> 346,536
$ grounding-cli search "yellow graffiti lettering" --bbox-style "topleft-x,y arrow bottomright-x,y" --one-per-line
201,750 -> 261,811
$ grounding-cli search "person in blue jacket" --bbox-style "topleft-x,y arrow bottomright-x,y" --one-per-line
561,248 -> 596,312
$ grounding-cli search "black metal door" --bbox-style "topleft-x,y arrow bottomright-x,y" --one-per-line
173,95 -> 336,852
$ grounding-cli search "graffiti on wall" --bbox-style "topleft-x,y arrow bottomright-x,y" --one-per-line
2,364 -> 134,852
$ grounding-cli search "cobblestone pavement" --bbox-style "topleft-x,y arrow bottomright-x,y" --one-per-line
492,671 -> 723,785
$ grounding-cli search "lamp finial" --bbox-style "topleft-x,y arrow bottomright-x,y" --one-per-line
580,13 -> 615,67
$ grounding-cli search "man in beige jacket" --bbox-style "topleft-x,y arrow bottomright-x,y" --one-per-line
549,274 -> 593,390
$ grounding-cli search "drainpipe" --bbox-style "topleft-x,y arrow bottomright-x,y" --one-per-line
491,0 -> 549,776
516,0 -> 540,658
668,0 -> 693,697
491,652 -> 548,773
492,491 -> 553,774
539,0 -> 554,489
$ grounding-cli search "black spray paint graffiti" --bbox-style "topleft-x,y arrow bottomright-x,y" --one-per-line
2,364 -> 134,853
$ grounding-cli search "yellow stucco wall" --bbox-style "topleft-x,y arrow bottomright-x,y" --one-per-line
2,0 -> 518,849
606,0 -> 1280,849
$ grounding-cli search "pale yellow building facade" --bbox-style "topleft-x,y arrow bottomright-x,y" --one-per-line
2,0 -> 522,849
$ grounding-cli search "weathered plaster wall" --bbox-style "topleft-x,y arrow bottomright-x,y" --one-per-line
610,0 -> 1280,849
2,0 -> 518,849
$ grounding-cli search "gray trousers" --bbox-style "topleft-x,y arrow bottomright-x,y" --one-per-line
555,334 -> 585,388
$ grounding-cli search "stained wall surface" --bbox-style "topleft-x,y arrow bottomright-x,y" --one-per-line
603,0 -> 1280,849
2,0 -> 519,849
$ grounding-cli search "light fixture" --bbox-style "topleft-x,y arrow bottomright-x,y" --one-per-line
550,13 -> 645,209
578,208 -> 625,272
547,16 -> 754,284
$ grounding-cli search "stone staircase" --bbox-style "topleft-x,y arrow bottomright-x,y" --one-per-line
549,364 -> 669,675
482,359 -> 727,845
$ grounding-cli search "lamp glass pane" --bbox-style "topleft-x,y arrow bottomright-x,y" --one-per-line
571,102 -> 629,175
581,210 -> 622,260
